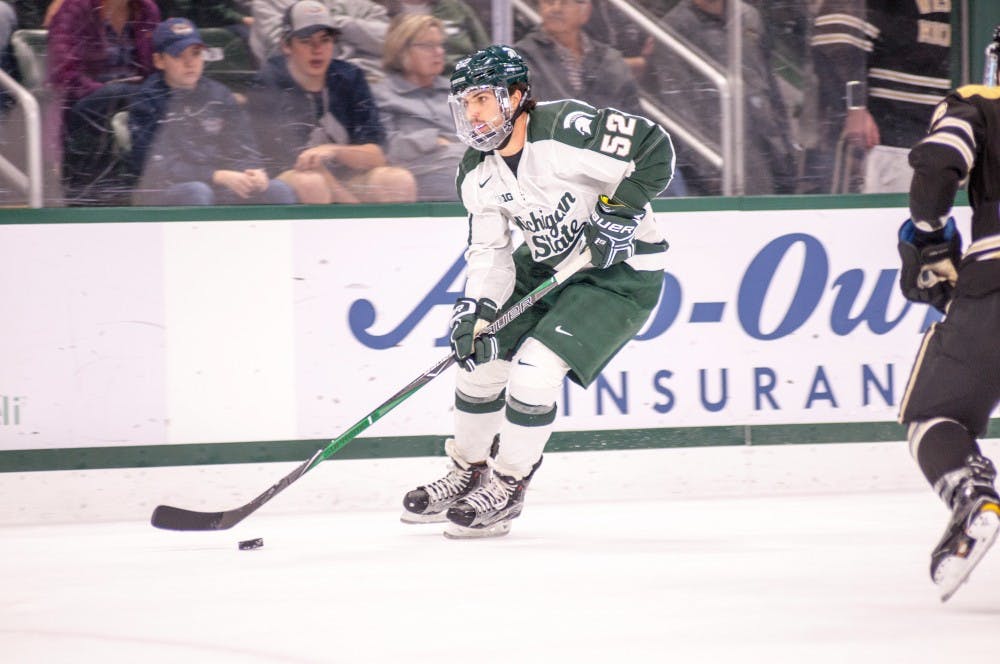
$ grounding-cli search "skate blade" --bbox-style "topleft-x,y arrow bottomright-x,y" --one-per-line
400,511 -> 448,524
443,520 -> 512,539
935,505 -> 1000,602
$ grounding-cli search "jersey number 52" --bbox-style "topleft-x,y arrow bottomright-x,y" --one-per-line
599,113 -> 636,157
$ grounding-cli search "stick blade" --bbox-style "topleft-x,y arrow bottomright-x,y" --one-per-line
150,454 -> 322,532
151,504 -> 235,531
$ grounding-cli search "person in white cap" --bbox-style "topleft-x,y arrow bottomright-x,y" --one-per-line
250,0 -> 388,80
247,0 -> 415,203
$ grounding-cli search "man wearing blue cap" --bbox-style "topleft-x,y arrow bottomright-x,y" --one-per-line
128,17 -> 297,206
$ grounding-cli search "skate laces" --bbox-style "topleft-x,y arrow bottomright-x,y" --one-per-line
424,466 -> 475,502
967,455 -> 998,484
957,455 -> 1000,506
464,475 -> 515,514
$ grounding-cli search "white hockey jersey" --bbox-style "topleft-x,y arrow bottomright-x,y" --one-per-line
455,99 -> 675,306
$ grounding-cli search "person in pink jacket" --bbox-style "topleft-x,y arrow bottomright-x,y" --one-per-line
46,0 -> 160,205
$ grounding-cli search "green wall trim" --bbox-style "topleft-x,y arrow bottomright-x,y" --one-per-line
0,201 -> 468,224
0,419 -> 924,473
0,192 -> 967,225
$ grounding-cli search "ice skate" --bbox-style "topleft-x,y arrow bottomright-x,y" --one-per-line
401,447 -> 489,524
444,458 -> 541,539
930,455 -> 1000,602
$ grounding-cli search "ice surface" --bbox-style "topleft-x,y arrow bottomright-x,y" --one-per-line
3,490 -> 1000,663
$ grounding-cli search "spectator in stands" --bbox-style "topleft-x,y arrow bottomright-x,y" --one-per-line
802,1 -> 952,194
129,18 -> 297,206
585,0 -> 653,80
371,14 -> 463,201
250,0 -> 388,81
247,0 -> 415,203
155,1 -> 254,47
47,0 -> 160,205
0,2 -> 13,60
46,0 -> 251,32
513,0 -> 641,116
649,0 -> 797,195
10,0 -> 44,28
381,0 -> 489,69
0,2 -> 16,110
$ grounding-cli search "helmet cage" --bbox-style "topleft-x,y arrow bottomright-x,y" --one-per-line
449,84 -> 517,152
986,25 -> 1000,87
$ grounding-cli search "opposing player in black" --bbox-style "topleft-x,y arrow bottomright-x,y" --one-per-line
897,28 -> 1000,601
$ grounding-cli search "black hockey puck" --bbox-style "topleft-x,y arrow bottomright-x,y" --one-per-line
238,537 -> 263,550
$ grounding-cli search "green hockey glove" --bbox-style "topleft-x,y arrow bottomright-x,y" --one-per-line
450,297 -> 500,371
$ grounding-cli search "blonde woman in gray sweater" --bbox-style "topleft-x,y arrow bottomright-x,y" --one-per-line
371,14 -> 466,201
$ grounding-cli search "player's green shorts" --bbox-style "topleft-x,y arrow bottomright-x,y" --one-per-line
494,244 -> 664,387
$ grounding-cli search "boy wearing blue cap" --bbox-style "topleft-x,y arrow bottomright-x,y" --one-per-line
129,17 -> 297,206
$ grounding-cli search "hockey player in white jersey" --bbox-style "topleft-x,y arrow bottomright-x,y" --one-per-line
400,44 -> 675,538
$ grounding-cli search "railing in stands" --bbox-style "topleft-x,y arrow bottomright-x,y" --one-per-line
0,68 -> 42,208
511,0 -> 736,195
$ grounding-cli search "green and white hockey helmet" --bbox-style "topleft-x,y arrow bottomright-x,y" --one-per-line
448,45 -> 531,151
450,45 -> 530,95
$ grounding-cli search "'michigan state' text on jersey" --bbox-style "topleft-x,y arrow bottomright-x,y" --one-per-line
456,99 -> 675,307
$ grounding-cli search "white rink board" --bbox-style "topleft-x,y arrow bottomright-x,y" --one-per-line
6,439 -> 1000,527
0,207 -> 974,450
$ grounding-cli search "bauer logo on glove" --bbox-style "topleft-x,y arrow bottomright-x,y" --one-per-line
584,195 -> 645,269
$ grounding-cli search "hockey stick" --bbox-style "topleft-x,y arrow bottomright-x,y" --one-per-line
150,247 -> 592,531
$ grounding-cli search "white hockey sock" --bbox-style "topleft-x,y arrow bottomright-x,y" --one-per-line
451,360 -> 511,466
491,338 -> 567,479
452,392 -> 505,465
494,397 -> 555,479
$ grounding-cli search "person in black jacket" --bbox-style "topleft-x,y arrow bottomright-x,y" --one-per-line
805,0 -> 951,194
246,0 -> 415,203
129,17 -> 296,205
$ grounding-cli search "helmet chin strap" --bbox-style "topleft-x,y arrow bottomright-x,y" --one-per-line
493,95 -> 530,152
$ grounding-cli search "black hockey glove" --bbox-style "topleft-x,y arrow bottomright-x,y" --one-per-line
584,195 -> 645,269
450,297 -> 500,372
897,217 -> 961,314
